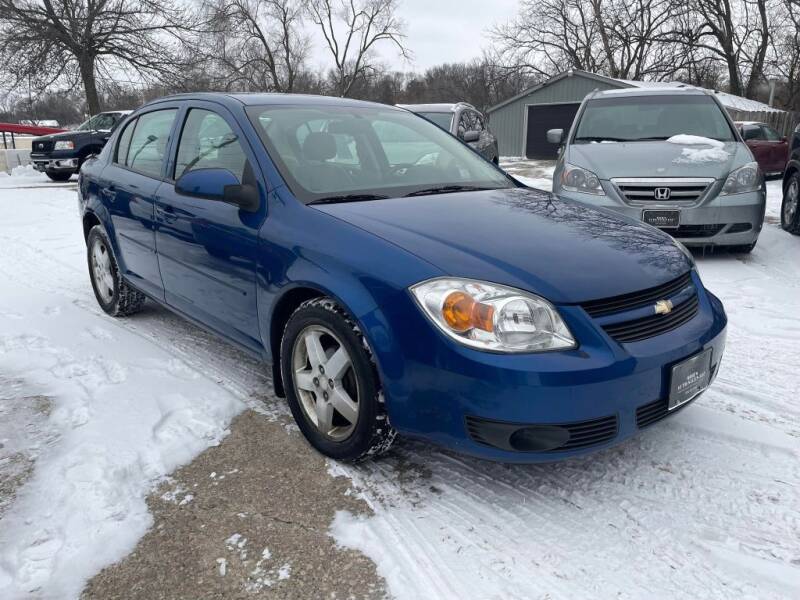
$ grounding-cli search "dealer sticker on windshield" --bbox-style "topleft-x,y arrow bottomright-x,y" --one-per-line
669,349 -> 712,410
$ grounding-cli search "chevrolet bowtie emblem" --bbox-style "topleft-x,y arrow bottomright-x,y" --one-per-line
654,299 -> 673,315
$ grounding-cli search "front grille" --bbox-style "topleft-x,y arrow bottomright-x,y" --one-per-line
32,140 -> 54,153
465,414 -> 618,453
555,415 -> 618,451
727,222 -> 752,234
602,295 -> 699,343
580,272 -> 693,317
612,178 -> 714,203
636,399 -> 669,428
670,224 -> 725,238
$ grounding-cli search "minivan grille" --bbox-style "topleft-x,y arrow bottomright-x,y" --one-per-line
612,178 -> 714,203
580,272 -> 693,318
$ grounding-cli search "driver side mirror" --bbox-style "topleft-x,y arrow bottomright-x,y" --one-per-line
547,129 -> 564,144
462,130 -> 480,143
175,168 -> 260,213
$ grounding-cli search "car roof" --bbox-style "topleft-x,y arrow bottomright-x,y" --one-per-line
142,92 -> 400,111
397,102 -> 475,113
590,86 -> 709,99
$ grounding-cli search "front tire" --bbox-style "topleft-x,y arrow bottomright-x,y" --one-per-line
280,297 -> 396,461
87,225 -> 146,316
782,173 -> 800,234
45,170 -> 72,182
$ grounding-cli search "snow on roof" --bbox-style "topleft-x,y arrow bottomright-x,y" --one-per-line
617,79 -> 781,113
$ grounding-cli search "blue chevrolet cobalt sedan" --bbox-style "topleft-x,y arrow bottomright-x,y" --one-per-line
77,93 -> 727,462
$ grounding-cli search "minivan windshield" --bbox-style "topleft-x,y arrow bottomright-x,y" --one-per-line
246,105 -> 511,204
574,95 -> 735,143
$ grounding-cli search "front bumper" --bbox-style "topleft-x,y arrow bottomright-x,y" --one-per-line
364,274 -> 727,463
557,182 -> 766,247
30,153 -> 79,172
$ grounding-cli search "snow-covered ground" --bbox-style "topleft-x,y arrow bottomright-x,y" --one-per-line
0,163 -> 798,599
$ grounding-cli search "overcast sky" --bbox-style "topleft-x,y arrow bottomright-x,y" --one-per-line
307,0 -> 521,72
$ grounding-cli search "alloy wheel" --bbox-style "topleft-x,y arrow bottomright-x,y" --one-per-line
91,238 -> 115,300
785,179 -> 799,225
291,325 -> 360,441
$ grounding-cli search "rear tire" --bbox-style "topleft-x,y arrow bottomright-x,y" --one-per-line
280,297 -> 396,461
781,173 -> 800,234
87,225 -> 146,316
45,170 -> 72,182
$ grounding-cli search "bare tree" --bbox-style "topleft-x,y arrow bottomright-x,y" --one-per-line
307,0 -> 409,97
0,0 -> 198,114
204,0 -> 310,92
491,0 -> 683,81
676,0 -> 773,97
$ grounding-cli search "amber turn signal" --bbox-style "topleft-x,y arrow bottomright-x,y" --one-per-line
442,291 -> 495,333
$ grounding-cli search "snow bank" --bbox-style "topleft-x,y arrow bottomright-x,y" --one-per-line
0,186 -> 246,598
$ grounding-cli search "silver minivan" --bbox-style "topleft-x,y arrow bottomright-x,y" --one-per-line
549,87 -> 766,252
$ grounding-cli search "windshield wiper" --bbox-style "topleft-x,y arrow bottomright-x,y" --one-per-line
404,185 -> 494,197
573,136 -> 628,142
307,193 -> 390,205
631,136 -> 670,141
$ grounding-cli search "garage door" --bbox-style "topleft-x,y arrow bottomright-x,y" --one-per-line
525,103 -> 580,159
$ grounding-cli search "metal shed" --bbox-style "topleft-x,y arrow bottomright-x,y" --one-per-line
487,69 -> 786,159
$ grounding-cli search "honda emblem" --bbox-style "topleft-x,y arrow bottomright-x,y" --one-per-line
654,187 -> 671,200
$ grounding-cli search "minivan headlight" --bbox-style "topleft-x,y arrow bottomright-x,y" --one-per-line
561,163 -> 605,195
721,161 -> 761,195
410,278 -> 576,353
54,141 -> 74,150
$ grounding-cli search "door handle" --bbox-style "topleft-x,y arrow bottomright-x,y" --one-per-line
101,185 -> 116,202
155,203 -> 178,224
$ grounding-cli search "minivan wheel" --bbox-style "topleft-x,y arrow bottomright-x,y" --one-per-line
87,225 -> 146,316
280,297 -> 396,461
782,174 -> 800,234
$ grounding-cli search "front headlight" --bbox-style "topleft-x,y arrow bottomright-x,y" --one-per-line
561,163 -> 605,195
54,141 -> 74,150
410,278 -> 577,353
720,161 -> 761,195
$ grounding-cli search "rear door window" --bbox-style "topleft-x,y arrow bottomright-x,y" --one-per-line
126,109 -> 178,178
115,118 -> 136,166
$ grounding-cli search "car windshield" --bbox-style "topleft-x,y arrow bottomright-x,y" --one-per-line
574,95 -> 735,143
415,111 -> 454,131
77,113 -> 121,131
246,105 -> 511,203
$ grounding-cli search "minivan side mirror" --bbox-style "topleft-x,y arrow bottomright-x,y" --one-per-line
463,130 -> 480,143
175,168 -> 260,213
547,129 -> 564,144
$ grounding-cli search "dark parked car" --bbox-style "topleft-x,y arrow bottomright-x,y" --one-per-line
734,121 -> 788,176
78,93 -> 726,463
30,111 -> 131,181
780,123 -> 800,234
397,103 -> 499,164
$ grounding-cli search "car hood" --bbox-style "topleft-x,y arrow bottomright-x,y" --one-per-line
32,130 -> 91,143
568,140 -> 752,179
314,188 -> 691,304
